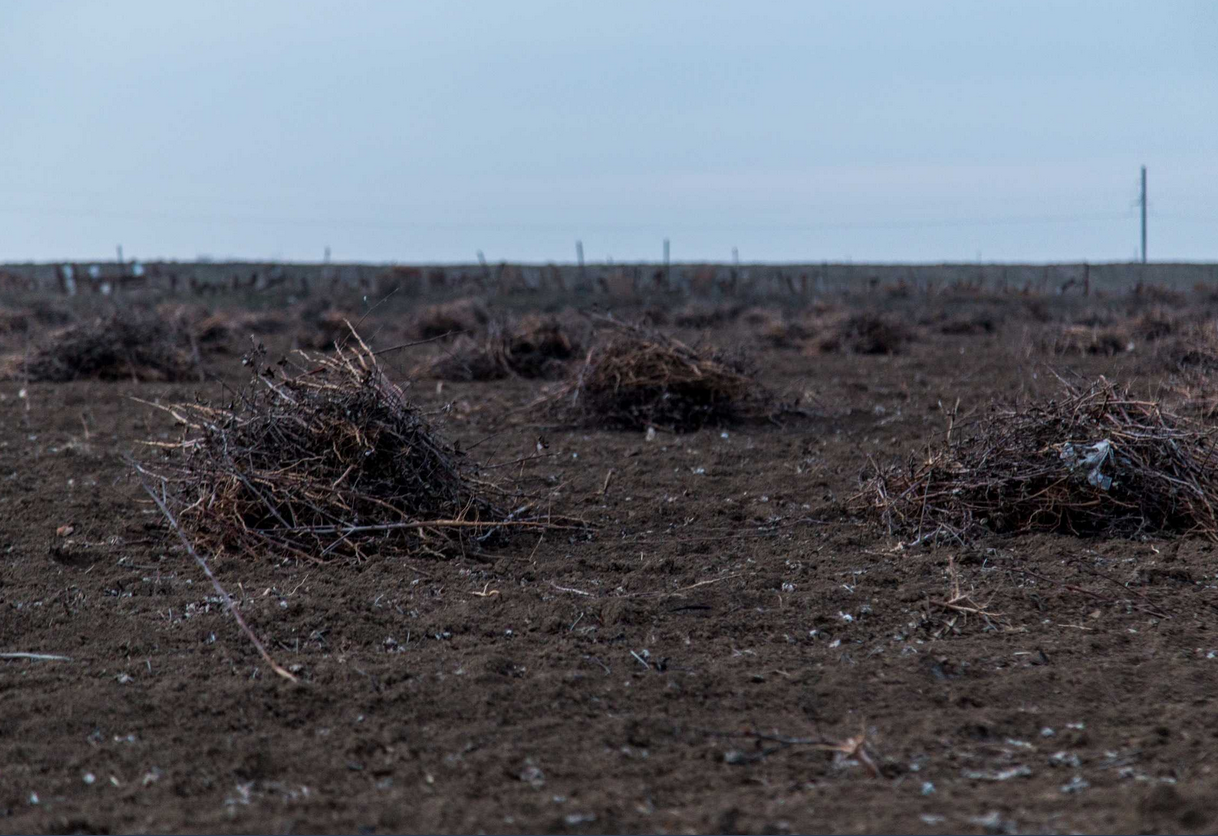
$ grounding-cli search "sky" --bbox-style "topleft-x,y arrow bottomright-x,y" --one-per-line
0,0 -> 1214,264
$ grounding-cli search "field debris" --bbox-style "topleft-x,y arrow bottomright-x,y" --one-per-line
3,311 -> 197,382
931,556 -> 1004,636
712,725 -> 883,777
137,328 -> 530,561
298,306 -> 358,350
554,317 -> 783,432
818,313 -> 912,355
421,315 -> 579,381
672,302 -> 742,329
1042,323 -> 1134,356
412,298 -> 488,339
1159,318 -> 1218,372
862,377 -> 1218,541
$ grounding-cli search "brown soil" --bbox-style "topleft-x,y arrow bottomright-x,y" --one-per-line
3,293 -> 1218,835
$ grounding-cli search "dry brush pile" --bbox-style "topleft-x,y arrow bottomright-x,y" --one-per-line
411,298 -> 489,339
552,318 -> 783,432
137,332 -> 528,561
421,316 -> 579,381
816,313 -> 913,355
862,378 -> 1218,541
3,310 -> 199,382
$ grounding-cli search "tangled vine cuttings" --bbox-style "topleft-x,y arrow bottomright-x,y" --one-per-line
137,329 -> 547,561
862,377 -> 1218,542
555,316 -> 787,432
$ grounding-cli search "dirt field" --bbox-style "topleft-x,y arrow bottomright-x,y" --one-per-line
2,288 -> 1217,834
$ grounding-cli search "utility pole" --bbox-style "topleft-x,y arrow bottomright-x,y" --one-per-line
1140,165 -> 1147,264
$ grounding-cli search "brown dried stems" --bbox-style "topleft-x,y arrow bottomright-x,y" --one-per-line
557,318 -> 778,432
862,377 -> 1218,542
6,311 -> 196,382
138,330 -> 535,562
422,316 -> 578,381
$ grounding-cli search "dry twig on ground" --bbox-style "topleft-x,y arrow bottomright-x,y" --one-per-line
709,725 -> 883,777
861,377 -> 1218,541
136,327 -> 537,561
136,474 -> 297,683
930,556 -> 1005,636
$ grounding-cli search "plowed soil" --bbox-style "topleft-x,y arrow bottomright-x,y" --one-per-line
2,294 -> 1217,835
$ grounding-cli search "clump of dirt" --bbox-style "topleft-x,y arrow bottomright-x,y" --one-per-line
137,333 -> 513,561
819,313 -> 912,354
861,377 -> 1218,540
421,316 -> 579,381
3,311 -> 197,382
555,318 -> 779,432
412,298 -> 489,339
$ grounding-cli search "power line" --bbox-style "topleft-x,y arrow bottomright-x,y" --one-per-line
0,202 -> 1135,233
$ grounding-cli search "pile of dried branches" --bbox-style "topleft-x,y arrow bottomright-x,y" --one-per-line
1041,324 -> 1133,357
298,306 -> 358,350
819,313 -> 912,355
412,298 -> 488,339
1159,319 -> 1218,372
861,378 -> 1218,541
157,304 -> 294,356
157,303 -> 238,352
4,311 -> 197,382
421,316 -> 578,381
0,307 -> 32,338
672,303 -> 743,329
555,318 -> 779,432
137,331 -> 522,561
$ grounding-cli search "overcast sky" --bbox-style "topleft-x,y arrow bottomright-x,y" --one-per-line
1,1 -> 1214,263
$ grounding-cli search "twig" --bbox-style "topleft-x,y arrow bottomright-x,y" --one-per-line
137,474 -> 298,684
549,582 -> 595,597
0,652 -> 72,662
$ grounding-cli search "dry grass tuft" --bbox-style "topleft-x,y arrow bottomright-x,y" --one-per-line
421,316 -> 579,381
554,318 -> 782,432
861,377 -> 1218,541
136,329 -> 529,561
